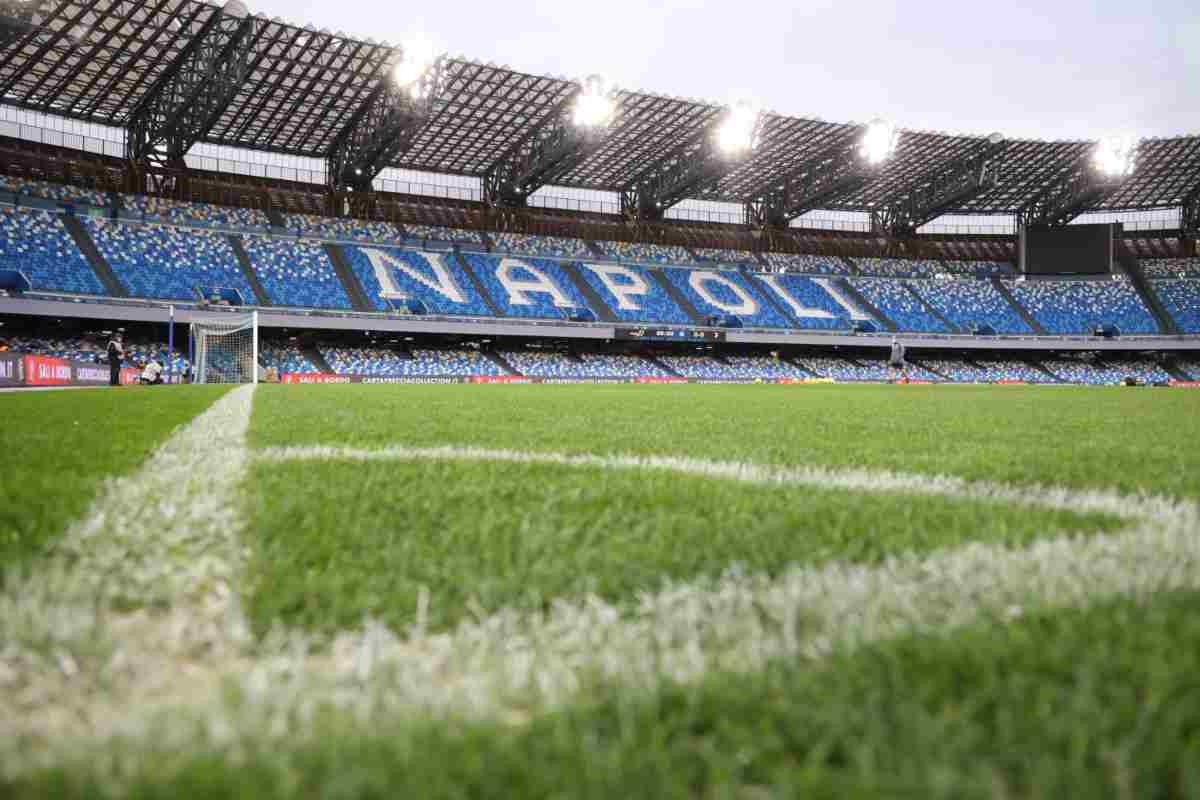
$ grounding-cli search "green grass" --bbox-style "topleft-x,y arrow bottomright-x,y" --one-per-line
243,458 -> 1120,636
0,385 -> 230,568
249,384 -> 1200,501
12,590 -> 1200,799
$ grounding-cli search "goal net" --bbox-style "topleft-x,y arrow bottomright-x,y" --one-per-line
190,311 -> 258,384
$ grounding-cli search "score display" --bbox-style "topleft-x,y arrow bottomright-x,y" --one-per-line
615,327 -> 727,342
1020,223 -> 1117,276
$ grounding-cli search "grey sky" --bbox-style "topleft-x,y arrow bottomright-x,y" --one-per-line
244,0 -> 1199,142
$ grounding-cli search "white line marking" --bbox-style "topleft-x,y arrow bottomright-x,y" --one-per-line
4,431 -> 1200,777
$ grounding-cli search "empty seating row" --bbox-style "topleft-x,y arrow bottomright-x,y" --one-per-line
242,236 -> 352,310
761,252 -> 846,274
908,278 -> 1032,334
1142,258 -> 1200,279
123,195 -> 269,231
490,233 -> 592,259
846,278 -> 948,333
283,213 -> 404,244
854,258 -> 940,278
1152,280 -> 1200,333
1009,278 -> 1158,335
597,241 -> 694,265
319,346 -> 502,377
0,175 -> 109,208
0,207 -> 104,295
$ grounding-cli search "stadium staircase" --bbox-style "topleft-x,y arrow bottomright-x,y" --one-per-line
1028,358 -> 1062,382
322,244 -> 374,312
840,256 -> 862,275
302,347 -> 334,373
60,214 -> 128,297
644,354 -> 682,377
454,252 -> 505,316
484,350 -> 519,375
745,273 -> 801,324
559,262 -> 619,322
833,278 -> 896,332
648,270 -> 707,325
902,283 -> 961,333
265,204 -> 286,230
1115,250 -> 1180,335
226,235 -> 272,305
991,277 -> 1046,334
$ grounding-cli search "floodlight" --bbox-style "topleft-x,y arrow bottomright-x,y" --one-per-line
860,119 -> 898,166
393,38 -> 438,94
1094,136 -> 1137,178
716,101 -> 760,156
573,74 -> 614,129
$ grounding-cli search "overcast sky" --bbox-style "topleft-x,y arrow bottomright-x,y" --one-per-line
243,0 -> 1199,142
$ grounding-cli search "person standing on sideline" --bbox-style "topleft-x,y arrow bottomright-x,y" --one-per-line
107,332 -> 124,386
888,335 -> 907,382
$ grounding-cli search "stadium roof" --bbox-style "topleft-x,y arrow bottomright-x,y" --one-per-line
2,0 -> 1198,215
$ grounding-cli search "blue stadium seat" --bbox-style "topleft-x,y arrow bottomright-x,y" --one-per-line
82,218 -> 256,303
1142,258 -> 1200,279
753,273 -> 864,330
761,253 -> 847,274
0,176 -> 110,208
0,207 -> 105,295
573,262 -> 692,324
123,195 -> 269,231
503,350 -> 668,378
908,279 -> 1032,334
462,254 -> 593,320
260,342 -> 321,374
661,267 -> 793,328
320,346 -> 502,376
242,236 -> 352,310
845,278 -> 949,333
1151,280 -> 1200,333
1008,277 -> 1158,335
491,233 -> 592,259
596,241 -> 694,265
284,213 -> 403,243
343,245 -> 495,316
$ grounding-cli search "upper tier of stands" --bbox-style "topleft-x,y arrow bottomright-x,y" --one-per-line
762,253 -> 846,274
846,278 -> 949,333
1008,277 -> 1158,335
854,258 -> 940,278
597,241 -> 694,265
0,207 -> 103,295
242,236 -> 352,310
1143,258 -> 1200,279
83,217 -> 258,304
908,278 -> 1033,334
490,233 -> 592,260
123,195 -> 269,232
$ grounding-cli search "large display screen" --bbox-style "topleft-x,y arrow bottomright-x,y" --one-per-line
1020,223 -> 1117,276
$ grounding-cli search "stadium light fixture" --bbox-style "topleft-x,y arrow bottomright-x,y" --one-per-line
860,119 -> 898,166
1094,136 -> 1137,178
573,74 -> 615,129
716,101 -> 760,157
393,38 -> 440,98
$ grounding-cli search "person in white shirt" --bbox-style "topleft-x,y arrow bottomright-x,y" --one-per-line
139,359 -> 164,385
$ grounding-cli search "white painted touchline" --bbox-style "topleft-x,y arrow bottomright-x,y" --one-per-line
4,411 -> 1200,777
255,444 -> 1197,524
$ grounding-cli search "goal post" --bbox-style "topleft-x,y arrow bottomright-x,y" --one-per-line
190,311 -> 259,385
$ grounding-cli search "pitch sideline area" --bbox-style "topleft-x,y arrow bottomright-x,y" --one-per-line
2,383 -> 1199,797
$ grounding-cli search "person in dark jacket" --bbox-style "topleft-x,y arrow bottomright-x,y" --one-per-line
888,336 -> 907,382
107,333 -> 124,386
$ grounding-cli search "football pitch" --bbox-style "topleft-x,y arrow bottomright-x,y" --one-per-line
2,383 -> 1199,798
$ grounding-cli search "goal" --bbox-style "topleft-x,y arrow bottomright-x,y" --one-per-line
190,311 -> 259,384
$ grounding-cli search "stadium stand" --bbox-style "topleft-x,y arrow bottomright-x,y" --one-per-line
919,358 -> 991,382
694,248 -> 760,267
259,342 -> 320,374
283,214 -> 404,243
82,218 -> 257,304
758,273 -> 863,330
123,195 -> 269,231
490,233 -> 592,259
0,175 -> 110,208
241,236 -> 353,310
1177,359 -> 1200,380
6,334 -> 188,374
462,254 -> 592,320
723,354 -> 811,380
657,354 -> 744,380
1106,358 -> 1174,384
403,224 -> 484,244
973,357 -> 1055,384
761,252 -> 846,274
597,241 -> 695,265
942,260 -> 1014,278
502,350 -> 668,378
846,278 -> 949,332
573,262 -> 692,325
662,267 -> 794,328
796,355 -> 889,382
0,206 -> 105,295
1008,277 -> 1158,335
1142,258 -> 1200,279
1150,280 -> 1200,333
1040,356 -> 1126,385
344,246 -> 495,316
908,278 -> 1033,334
320,346 -> 503,376
854,258 -> 939,278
